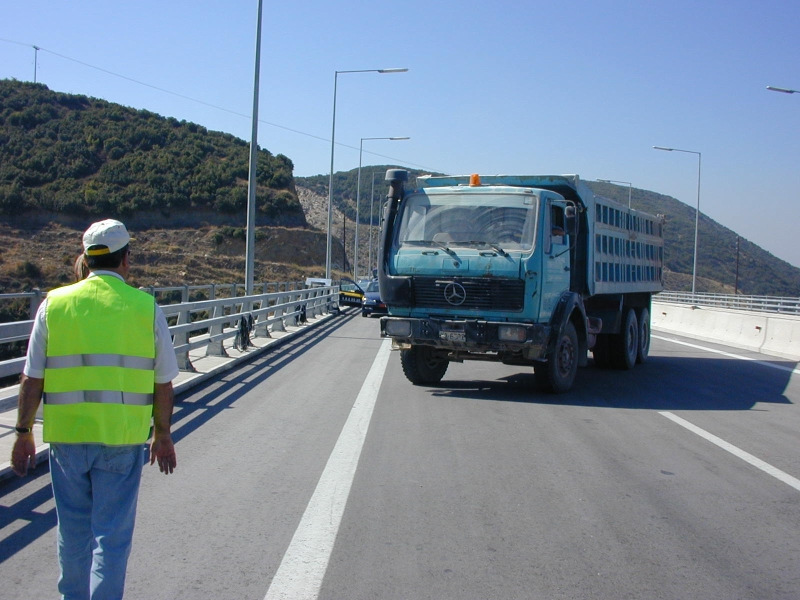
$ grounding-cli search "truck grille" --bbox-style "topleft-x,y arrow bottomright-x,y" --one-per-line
412,277 -> 524,311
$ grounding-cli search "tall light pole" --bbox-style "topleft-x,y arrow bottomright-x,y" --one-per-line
368,172 -> 377,278
244,0 -> 263,295
653,146 -> 702,295
326,67 -> 408,280
597,179 -> 632,208
354,136 -> 409,280
766,85 -> 799,94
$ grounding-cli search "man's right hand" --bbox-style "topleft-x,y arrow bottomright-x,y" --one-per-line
11,433 -> 36,477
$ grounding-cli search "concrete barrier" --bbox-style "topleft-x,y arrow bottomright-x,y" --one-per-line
652,301 -> 800,360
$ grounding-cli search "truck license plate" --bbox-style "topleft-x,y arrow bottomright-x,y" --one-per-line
440,331 -> 466,343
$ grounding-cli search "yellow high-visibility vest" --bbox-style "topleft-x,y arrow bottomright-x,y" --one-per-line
43,275 -> 156,445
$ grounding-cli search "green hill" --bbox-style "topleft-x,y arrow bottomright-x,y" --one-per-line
0,79 -> 304,226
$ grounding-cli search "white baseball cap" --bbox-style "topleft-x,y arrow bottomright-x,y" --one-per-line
83,219 -> 131,256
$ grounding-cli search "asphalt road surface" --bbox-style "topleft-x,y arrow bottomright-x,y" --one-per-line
2,311 -> 798,599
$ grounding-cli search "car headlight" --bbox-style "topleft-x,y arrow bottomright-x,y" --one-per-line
498,325 -> 527,342
384,319 -> 412,337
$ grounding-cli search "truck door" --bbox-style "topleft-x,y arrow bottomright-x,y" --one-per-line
541,197 -> 571,321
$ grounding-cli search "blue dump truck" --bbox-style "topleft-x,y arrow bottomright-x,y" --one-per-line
378,170 -> 664,393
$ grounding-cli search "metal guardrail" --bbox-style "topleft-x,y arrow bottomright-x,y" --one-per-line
0,281 -> 339,379
655,291 -> 800,315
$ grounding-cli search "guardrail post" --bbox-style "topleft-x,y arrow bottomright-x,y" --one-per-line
272,293 -> 287,332
29,289 -> 44,319
205,287 -> 229,357
287,294 -> 299,327
174,305 -> 196,372
254,296 -> 271,338
313,290 -> 325,317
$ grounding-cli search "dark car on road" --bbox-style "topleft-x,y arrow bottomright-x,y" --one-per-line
361,280 -> 387,317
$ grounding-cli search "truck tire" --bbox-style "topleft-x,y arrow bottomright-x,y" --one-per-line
536,321 -> 579,393
611,308 -> 638,370
400,346 -> 448,385
637,307 -> 650,364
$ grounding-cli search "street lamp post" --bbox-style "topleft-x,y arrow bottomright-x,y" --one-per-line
368,172 -> 377,277
597,179 -> 632,208
653,146 -> 702,295
354,136 -> 409,280
244,0 -> 263,296
766,85 -> 799,94
326,68 -> 408,280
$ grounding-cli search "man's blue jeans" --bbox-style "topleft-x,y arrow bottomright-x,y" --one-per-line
49,443 -> 145,600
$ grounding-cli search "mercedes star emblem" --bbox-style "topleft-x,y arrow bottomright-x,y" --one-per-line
443,282 -> 467,306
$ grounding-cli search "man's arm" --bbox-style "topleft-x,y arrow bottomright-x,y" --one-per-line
11,374 -> 44,476
149,381 -> 176,474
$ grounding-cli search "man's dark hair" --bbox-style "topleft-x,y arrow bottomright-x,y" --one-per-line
86,245 -> 129,270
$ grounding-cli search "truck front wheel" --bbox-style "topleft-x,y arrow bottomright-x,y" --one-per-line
400,346 -> 449,385
536,321 -> 579,393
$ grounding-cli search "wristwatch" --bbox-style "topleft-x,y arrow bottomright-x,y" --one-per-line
14,426 -> 32,434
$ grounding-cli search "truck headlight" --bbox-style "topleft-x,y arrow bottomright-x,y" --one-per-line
384,319 -> 412,337
498,325 -> 527,342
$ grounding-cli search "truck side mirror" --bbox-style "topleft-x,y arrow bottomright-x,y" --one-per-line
565,205 -> 577,236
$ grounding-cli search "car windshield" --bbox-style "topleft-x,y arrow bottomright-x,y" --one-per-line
395,191 -> 538,252
366,281 -> 380,293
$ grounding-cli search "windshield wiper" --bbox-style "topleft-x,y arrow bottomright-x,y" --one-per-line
431,241 -> 458,258
403,240 -> 458,258
461,241 -> 509,257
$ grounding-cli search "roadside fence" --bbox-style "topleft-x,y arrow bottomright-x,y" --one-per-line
0,281 -> 339,379
656,291 -> 800,315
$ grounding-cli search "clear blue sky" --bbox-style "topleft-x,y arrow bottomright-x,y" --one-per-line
3,0 -> 800,268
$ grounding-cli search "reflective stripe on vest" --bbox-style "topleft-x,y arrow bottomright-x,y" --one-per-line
43,275 -> 156,445
46,354 -> 156,370
45,390 -> 153,406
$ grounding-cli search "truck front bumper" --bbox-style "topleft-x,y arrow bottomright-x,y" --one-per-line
380,316 -> 550,360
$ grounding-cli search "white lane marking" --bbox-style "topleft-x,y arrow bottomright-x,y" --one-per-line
659,411 -> 800,492
264,339 -> 392,600
651,334 -> 800,375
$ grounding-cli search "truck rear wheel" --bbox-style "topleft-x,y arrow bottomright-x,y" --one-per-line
637,307 -> 650,364
400,346 -> 449,385
536,321 -> 579,393
611,308 -> 638,370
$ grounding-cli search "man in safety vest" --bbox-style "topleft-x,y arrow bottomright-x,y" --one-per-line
11,219 -> 179,600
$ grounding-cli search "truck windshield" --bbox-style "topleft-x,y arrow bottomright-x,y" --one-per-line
395,192 -> 538,252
